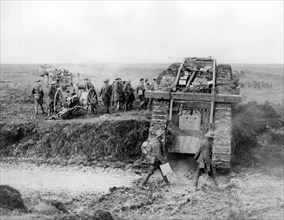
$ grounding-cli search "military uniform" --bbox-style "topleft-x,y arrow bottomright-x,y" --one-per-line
113,79 -> 124,111
31,82 -> 45,115
136,81 -> 146,110
141,132 -> 169,186
123,82 -> 134,111
47,84 -> 57,116
100,80 -> 112,113
194,131 -> 218,188
86,81 -> 95,90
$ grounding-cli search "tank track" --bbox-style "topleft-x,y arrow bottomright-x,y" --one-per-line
212,64 -> 235,173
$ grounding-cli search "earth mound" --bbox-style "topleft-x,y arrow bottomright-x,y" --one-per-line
0,185 -> 26,211
232,101 -> 284,168
0,118 -> 150,164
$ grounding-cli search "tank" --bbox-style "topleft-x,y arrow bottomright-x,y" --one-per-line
144,57 -> 242,173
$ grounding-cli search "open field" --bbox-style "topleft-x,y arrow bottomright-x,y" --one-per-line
0,63 -> 283,219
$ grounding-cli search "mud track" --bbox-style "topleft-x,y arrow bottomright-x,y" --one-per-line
1,161 -> 283,220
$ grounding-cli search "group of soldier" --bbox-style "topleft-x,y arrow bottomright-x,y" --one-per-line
31,77 -> 158,116
31,80 -> 59,116
100,78 -> 158,114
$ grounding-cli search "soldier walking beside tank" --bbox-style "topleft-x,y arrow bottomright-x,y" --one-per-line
140,130 -> 170,187
47,81 -> 57,116
100,79 -> 112,114
31,80 -> 45,115
194,130 -> 218,190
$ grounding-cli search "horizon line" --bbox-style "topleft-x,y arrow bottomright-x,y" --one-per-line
1,62 -> 284,65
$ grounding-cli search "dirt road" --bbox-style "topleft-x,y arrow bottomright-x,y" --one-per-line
0,162 -> 139,195
1,161 -> 283,220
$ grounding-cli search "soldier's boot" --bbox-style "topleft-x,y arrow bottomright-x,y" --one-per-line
47,109 -> 51,117
41,105 -> 45,114
116,102 -> 120,112
163,175 -> 170,185
193,177 -> 198,189
141,165 -> 158,187
106,107 -> 110,114
35,106 -> 38,115
194,169 -> 201,189
211,175 -> 219,187
141,172 -> 151,186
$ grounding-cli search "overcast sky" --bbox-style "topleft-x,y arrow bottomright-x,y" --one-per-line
1,1 -> 283,64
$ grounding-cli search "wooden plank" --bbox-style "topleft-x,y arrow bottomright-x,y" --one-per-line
173,101 -> 211,109
169,99 -> 173,120
146,91 -> 242,103
185,71 -> 197,88
174,58 -> 186,87
171,92 -> 242,103
145,91 -> 171,99
209,59 -> 216,125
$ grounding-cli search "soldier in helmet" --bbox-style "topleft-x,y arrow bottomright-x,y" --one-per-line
136,78 -> 146,110
113,78 -> 124,112
100,79 -> 112,114
31,80 -> 45,115
140,130 -> 170,187
123,79 -> 134,111
193,130 -> 218,189
47,81 -> 57,116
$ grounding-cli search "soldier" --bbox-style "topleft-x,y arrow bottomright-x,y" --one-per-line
85,78 -> 95,90
85,78 -> 98,107
47,81 -> 57,116
123,80 -> 134,111
113,78 -> 124,112
151,78 -> 158,91
31,80 -> 45,115
136,78 -> 146,110
144,78 -> 151,110
100,79 -> 112,114
140,130 -> 170,187
148,78 -> 158,110
193,130 -> 218,190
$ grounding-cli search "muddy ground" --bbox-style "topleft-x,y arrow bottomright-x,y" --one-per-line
0,64 -> 284,219
1,160 -> 283,220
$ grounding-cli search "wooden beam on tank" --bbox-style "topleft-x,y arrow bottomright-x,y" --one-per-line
146,91 -> 242,103
171,92 -> 242,103
145,91 -> 171,100
173,100 -> 211,109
